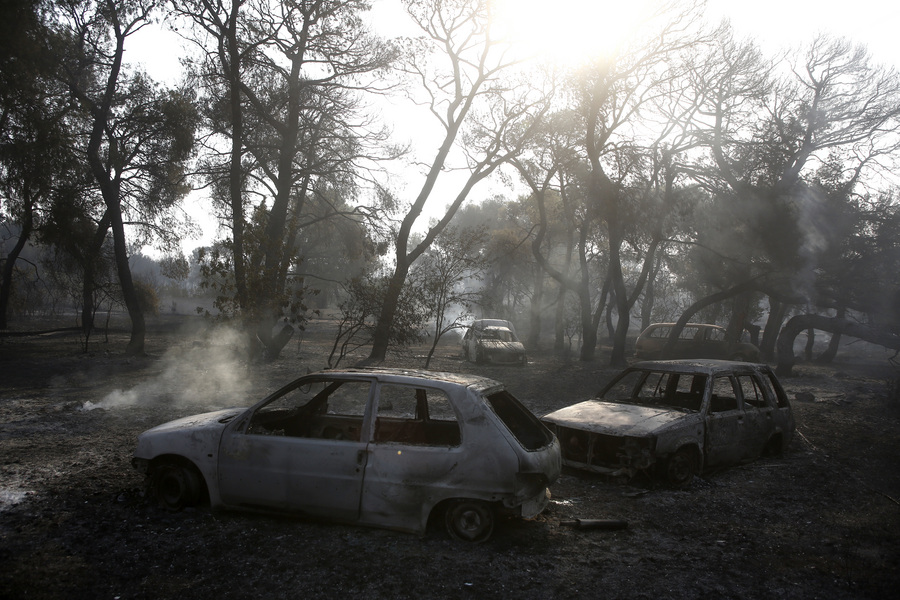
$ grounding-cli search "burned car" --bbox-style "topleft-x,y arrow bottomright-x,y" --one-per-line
634,323 -> 760,361
133,368 -> 560,542
462,320 -> 526,365
541,360 -> 794,486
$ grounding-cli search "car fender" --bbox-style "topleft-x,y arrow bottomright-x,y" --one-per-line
134,408 -> 244,507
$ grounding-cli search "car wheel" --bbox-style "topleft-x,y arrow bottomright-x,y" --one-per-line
151,462 -> 203,511
664,447 -> 698,488
444,500 -> 495,542
729,353 -> 746,361
762,434 -> 783,457
475,348 -> 484,364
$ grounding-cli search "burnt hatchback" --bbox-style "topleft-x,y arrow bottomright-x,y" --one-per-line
541,360 -> 794,486
133,368 -> 560,542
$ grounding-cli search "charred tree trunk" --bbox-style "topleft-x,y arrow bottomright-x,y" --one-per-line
640,273 -> 655,332
553,285 -> 566,352
804,327 -> 815,360
0,202 -> 34,329
775,314 -> 900,376
108,206 -> 145,355
663,281 -> 761,355
815,307 -> 845,364
527,266 -> 543,349
760,300 -> 787,361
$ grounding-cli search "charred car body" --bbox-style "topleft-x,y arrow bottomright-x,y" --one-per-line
133,368 -> 560,542
461,319 -> 526,365
541,360 -> 794,486
634,323 -> 760,362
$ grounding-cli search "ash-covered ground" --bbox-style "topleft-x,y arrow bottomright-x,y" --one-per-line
1,314 -> 898,599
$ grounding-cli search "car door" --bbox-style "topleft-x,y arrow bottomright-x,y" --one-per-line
735,372 -> 774,458
704,374 -> 746,466
702,326 -> 729,359
360,382 -> 466,531
217,379 -> 374,522
679,326 -> 705,358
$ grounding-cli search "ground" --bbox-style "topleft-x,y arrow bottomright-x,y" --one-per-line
1,314 -> 898,599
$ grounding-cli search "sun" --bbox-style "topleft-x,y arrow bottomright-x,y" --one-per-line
491,0 -> 655,66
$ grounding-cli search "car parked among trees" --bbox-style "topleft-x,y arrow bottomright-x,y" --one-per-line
541,360 -> 794,487
634,323 -> 760,361
461,319 -> 527,365
133,368 -> 560,542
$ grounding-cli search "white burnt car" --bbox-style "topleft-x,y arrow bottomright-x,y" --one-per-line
133,368 -> 560,542
461,319 -> 526,365
541,360 -> 794,486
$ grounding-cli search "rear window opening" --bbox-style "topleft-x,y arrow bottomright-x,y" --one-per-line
485,390 -> 553,450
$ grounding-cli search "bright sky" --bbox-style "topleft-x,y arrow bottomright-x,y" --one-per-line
129,0 -> 899,256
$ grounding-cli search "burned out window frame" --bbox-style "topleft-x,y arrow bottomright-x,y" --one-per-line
244,378 -> 374,442
372,383 -> 462,447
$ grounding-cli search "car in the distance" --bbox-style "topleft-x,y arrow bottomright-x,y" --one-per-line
634,322 -> 760,361
133,367 -> 560,542
541,360 -> 794,486
461,319 -> 526,365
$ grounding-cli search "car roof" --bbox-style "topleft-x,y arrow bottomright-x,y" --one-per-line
643,322 -> 725,330
628,359 -> 770,375
307,367 -> 501,391
472,318 -> 513,327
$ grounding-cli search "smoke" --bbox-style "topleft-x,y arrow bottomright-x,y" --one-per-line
81,325 -> 255,412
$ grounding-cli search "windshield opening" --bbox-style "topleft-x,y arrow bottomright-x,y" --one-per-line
601,370 -> 707,412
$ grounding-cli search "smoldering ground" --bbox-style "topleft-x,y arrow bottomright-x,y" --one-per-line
1,315 -> 899,599
80,325 -> 255,412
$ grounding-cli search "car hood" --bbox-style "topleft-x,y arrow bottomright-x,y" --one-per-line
141,408 -> 244,435
134,408 -> 245,460
543,399 -> 690,436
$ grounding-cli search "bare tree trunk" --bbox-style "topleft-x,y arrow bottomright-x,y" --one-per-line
815,307 -> 845,364
0,202 -> 33,329
109,206 -> 145,355
527,266 -> 543,349
775,314 -> 900,376
553,285 -> 566,352
804,327 -> 815,360
761,300 -> 786,361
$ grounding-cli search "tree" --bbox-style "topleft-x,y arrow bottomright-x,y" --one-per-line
411,225 -> 488,368
366,0 -> 550,362
54,0 -> 198,354
0,0 -> 72,328
181,0 -> 398,358
684,31 -> 900,353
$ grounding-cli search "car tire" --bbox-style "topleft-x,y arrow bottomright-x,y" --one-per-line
151,462 -> 203,511
762,434 -> 784,457
664,447 -> 698,488
729,353 -> 746,361
475,348 -> 484,364
444,500 -> 495,542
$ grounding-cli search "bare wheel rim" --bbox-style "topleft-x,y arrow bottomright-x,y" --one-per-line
445,501 -> 495,543
153,464 -> 200,511
666,449 -> 697,487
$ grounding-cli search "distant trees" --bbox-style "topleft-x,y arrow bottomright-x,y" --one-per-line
681,30 -> 900,363
52,0 -> 198,354
179,0 -> 398,359
365,0 -> 551,362
3,0 -> 900,366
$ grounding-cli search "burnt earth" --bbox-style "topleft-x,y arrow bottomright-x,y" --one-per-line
1,315 -> 898,599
